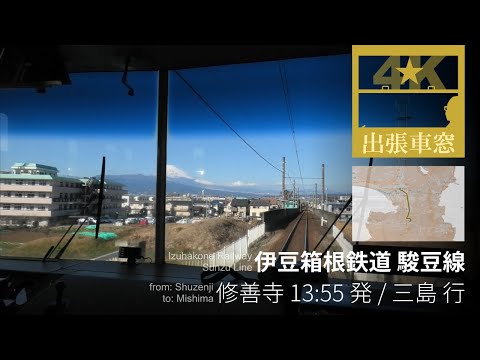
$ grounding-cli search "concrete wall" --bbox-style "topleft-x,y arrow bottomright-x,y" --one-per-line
332,225 -> 352,253
262,208 -> 300,232
312,209 -> 339,235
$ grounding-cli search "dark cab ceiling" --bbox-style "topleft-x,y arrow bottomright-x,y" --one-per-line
0,45 -> 351,90
57,45 -> 351,72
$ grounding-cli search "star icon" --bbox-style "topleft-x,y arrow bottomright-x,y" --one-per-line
396,58 -> 423,85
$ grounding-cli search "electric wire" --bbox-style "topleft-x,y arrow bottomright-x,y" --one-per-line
279,63 -> 306,197
174,70 -> 283,174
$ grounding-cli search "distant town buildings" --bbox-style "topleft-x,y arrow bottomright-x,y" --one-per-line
317,197 -> 352,221
0,163 -> 352,227
0,163 -> 126,227
224,198 -> 279,219
122,195 -> 156,216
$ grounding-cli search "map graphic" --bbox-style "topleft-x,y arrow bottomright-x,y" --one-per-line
352,166 -> 464,241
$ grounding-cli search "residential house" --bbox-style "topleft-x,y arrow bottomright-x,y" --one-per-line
166,197 -> 193,218
249,199 -> 271,219
230,198 -> 249,218
123,194 -> 156,216
224,200 -> 236,217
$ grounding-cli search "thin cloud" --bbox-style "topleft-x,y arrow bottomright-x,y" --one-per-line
195,178 -> 215,186
166,164 -> 192,179
230,180 -> 256,187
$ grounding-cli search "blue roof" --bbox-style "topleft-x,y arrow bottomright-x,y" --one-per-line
0,174 -> 53,180
11,163 -> 59,171
0,174 -> 83,182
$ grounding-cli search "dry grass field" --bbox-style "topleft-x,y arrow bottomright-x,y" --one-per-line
0,217 -> 260,261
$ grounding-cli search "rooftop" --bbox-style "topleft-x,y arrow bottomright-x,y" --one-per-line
11,163 -> 59,171
0,173 -> 84,182
0,174 -> 54,180
250,199 -> 271,207
231,198 -> 249,207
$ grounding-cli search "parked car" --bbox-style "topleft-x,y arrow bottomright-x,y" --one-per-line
146,216 -> 156,224
77,217 -> 96,225
176,218 -> 191,224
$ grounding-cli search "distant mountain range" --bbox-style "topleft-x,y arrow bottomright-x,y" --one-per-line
103,174 -> 276,197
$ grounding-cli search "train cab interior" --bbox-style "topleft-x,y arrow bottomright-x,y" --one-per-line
0,45 -> 477,316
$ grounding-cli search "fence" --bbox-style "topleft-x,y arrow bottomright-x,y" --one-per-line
332,225 -> 352,253
169,222 -> 266,268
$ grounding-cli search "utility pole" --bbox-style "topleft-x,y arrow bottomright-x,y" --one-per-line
205,197 -> 208,218
293,179 -> 296,207
282,157 -> 286,204
322,163 -> 325,208
315,183 -> 317,210
202,189 -> 207,218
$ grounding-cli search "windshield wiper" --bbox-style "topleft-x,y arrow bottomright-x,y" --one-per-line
94,156 -> 106,240
42,156 -> 106,261
41,216 -> 90,261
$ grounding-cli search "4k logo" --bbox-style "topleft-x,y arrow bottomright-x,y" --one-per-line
352,45 -> 465,158
374,56 -> 445,89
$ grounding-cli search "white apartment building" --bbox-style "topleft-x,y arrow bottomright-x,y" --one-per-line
0,163 -> 126,226
79,177 -> 127,218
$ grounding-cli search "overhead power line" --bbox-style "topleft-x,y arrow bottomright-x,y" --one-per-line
288,177 -> 322,180
279,63 -> 306,196
174,70 -> 283,174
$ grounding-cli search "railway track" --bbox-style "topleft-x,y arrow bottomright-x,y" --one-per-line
275,206 -> 351,264
275,208 -> 320,268
273,201 -> 353,284
278,210 -> 307,254
269,202 -> 353,311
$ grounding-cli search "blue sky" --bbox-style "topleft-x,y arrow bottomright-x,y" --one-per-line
168,55 -> 355,194
0,55 -> 359,194
0,71 -> 158,178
